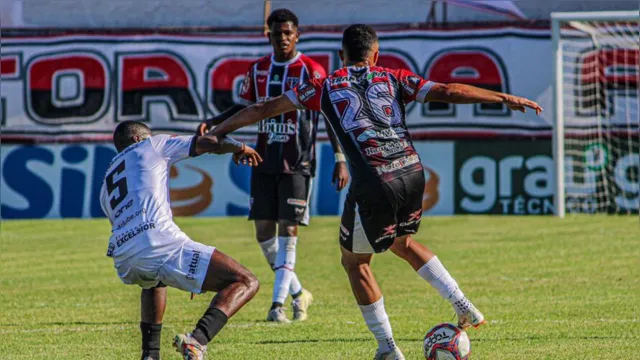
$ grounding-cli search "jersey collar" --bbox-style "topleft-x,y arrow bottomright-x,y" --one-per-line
271,51 -> 302,66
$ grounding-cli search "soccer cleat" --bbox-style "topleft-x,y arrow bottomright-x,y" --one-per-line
266,306 -> 291,323
173,333 -> 207,360
457,304 -> 486,330
373,347 -> 405,360
292,289 -> 313,321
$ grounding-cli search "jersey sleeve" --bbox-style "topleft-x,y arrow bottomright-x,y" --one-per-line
391,68 -> 435,104
308,60 -> 327,80
238,65 -> 256,105
285,78 -> 325,112
150,134 -> 197,163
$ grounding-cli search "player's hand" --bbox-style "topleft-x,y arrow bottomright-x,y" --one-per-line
504,95 -> 543,115
196,121 -> 210,136
332,161 -> 349,191
232,144 -> 262,167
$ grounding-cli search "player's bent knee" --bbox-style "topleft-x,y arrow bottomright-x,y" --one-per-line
240,271 -> 260,298
277,220 -> 298,237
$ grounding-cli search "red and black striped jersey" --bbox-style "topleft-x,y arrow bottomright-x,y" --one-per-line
239,53 -> 325,176
286,65 -> 434,186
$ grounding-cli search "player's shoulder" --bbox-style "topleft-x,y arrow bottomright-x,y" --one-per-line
249,54 -> 272,70
298,54 -> 325,77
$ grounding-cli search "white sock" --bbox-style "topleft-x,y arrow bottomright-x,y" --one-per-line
259,237 -> 303,296
272,236 -> 297,304
359,297 -> 396,353
418,256 -> 471,315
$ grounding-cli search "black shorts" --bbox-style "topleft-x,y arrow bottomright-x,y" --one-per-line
249,172 -> 312,225
339,170 -> 425,254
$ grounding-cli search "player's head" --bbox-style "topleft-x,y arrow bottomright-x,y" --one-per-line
113,120 -> 152,152
266,8 -> 299,58
340,24 -> 379,66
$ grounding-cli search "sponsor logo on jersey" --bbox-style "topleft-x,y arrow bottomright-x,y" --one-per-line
115,207 -> 147,231
287,78 -> 299,88
259,118 -> 296,144
402,83 -> 416,96
330,76 -> 357,85
364,140 -> 408,157
114,199 -> 134,219
356,127 -> 406,142
298,83 -> 316,102
406,76 -> 421,86
271,74 -> 282,84
366,71 -> 387,80
287,198 -> 307,207
240,75 -> 251,96
257,76 -> 267,83
255,70 -> 270,76
186,250 -> 201,281
115,221 -> 156,248
375,154 -> 420,175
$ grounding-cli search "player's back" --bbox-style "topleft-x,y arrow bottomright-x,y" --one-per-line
100,134 -> 195,259
315,65 -> 431,186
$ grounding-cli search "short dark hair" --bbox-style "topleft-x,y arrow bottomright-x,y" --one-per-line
342,24 -> 378,62
267,8 -> 299,28
113,120 -> 151,151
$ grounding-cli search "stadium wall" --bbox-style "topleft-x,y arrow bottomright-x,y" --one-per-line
2,27 -> 637,218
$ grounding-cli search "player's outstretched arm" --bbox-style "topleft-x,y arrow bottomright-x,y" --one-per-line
211,95 -> 298,137
426,83 -> 543,115
196,105 -> 247,136
195,135 -> 262,166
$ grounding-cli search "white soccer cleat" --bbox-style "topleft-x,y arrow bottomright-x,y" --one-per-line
457,303 -> 486,330
266,307 -> 292,323
292,288 -> 313,321
373,347 -> 405,360
173,333 -> 207,360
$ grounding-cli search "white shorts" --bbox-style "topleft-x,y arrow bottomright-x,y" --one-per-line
114,236 -> 215,294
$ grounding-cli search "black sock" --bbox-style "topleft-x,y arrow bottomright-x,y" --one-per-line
270,302 -> 283,310
291,290 -> 303,299
191,308 -> 228,346
140,322 -> 162,359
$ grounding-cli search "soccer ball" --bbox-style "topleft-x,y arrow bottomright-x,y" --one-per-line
423,323 -> 471,360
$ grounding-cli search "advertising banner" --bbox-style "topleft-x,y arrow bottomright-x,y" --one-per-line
1,28 -> 552,142
0,141 -> 455,219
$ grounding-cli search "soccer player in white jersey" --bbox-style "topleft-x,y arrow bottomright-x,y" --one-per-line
100,121 -> 263,360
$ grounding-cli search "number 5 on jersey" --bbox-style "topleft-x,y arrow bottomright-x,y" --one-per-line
106,160 -> 129,210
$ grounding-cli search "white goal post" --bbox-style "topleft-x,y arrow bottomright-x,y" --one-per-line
552,10 -> 640,217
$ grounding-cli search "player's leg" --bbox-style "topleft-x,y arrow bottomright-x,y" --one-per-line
268,174 -> 311,322
340,191 -> 404,359
159,240 -> 258,359
390,172 -> 485,329
140,284 -> 167,360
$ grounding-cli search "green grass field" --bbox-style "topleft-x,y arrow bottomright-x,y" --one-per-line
1,216 -> 639,359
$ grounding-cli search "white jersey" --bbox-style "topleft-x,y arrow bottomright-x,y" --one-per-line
99,134 -> 196,260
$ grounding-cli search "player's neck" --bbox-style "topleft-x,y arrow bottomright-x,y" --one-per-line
346,61 -> 370,68
273,50 -> 298,63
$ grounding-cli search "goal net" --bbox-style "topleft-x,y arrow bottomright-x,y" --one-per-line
552,11 -> 640,216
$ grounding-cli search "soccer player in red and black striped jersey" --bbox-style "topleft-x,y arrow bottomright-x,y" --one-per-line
197,9 -> 349,324
211,24 -> 542,359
